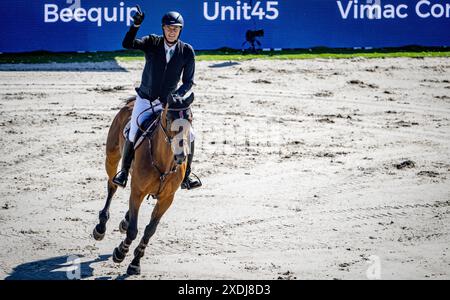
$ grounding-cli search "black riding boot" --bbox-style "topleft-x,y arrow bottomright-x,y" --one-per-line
181,141 -> 202,190
112,140 -> 135,188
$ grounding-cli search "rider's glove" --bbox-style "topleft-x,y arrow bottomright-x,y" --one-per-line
132,5 -> 145,26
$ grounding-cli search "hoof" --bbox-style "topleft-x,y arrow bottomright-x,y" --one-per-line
119,219 -> 129,234
113,247 -> 126,263
92,225 -> 105,241
127,264 -> 141,275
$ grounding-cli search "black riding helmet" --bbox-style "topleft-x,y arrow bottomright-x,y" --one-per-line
162,11 -> 184,43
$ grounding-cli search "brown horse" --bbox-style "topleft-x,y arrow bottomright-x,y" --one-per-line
92,94 -> 194,275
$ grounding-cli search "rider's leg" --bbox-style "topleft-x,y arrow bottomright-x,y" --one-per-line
181,139 -> 202,190
128,94 -> 153,145
112,95 -> 151,188
112,139 -> 134,188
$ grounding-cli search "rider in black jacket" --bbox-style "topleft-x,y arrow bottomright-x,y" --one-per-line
113,7 -> 201,191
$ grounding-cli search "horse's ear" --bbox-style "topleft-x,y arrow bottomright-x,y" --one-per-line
184,93 -> 194,106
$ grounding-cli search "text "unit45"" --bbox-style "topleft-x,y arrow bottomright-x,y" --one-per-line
204,1 -> 280,21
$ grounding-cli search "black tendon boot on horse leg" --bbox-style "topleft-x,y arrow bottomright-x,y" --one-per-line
181,140 -> 202,190
93,181 -> 118,241
113,191 -> 143,264
127,218 -> 160,275
112,139 -> 135,188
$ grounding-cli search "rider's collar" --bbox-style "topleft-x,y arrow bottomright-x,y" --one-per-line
164,41 -> 177,52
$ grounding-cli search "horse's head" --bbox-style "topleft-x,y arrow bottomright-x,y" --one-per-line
161,93 -> 194,165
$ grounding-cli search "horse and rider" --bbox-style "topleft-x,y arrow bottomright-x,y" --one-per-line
115,6 -> 201,191
92,5 -> 202,275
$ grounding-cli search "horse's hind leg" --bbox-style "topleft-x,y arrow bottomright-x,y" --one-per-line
127,194 -> 174,275
112,186 -> 145,264
92,148 -> 120,241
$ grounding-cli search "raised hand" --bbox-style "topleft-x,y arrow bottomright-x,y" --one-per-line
133,5 -> 145,26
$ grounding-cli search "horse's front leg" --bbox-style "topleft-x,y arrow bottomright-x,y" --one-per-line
93,180 -> 118,241
127,194 -> 175,275
112,187 -> 145,263
93,146 -> 121,241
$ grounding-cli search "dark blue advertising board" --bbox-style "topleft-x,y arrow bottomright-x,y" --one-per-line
0,0 -> 449,52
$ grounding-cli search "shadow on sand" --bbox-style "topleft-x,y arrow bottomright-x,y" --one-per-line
0,60 -> 128,72
4,254 -> 117,280
208,61 -> 240,68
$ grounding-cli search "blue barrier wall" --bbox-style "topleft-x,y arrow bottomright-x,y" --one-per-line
1,0 -> 449,52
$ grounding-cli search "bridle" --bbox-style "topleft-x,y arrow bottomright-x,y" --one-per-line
139,103 -> 192,198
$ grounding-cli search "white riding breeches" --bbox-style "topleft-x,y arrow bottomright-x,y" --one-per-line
128,94 -> 195,144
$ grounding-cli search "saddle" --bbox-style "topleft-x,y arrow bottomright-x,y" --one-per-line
123,100 -> 162,150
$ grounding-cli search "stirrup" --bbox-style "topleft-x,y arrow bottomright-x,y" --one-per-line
112,170 -> 129,188
181,173 -> 202,190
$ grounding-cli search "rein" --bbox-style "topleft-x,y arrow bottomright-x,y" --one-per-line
147,107 -> 190,198
146,114 -> 178,198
